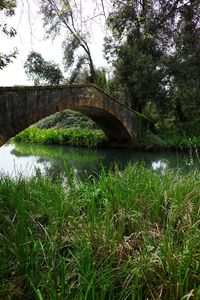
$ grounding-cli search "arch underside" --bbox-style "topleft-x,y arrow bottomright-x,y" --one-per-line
74,106 -> 131,141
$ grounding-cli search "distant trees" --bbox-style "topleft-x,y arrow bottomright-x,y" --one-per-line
24,51 -> 64,85
24,51 -> 109,91
0,0 -> 18,69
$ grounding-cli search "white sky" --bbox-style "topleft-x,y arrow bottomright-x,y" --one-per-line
0,0 -> 108,86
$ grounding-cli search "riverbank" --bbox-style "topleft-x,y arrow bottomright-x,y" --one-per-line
13,110 -> 200,151
14,126 -> 104,147
14,125 -> 200,153
0,164 -> 200,299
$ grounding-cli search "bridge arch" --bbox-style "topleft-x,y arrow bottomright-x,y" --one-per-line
0,84 -> 139,146
58,105 -> 132,141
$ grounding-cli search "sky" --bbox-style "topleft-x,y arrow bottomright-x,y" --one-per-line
0,0 -> 108,86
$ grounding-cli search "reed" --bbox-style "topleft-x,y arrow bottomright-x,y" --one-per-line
0,165 -> 200,299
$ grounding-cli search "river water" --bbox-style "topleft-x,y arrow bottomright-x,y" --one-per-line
0,142 -> 199,179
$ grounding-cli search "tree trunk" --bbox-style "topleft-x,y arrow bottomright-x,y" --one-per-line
175,100 -> 187,123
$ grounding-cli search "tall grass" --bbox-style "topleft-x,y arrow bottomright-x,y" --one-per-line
0,165 -> 200,299
14,126 -> 104,147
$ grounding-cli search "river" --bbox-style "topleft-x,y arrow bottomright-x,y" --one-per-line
0,142 -> 199,179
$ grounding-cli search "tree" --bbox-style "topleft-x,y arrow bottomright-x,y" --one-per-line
39,0 -> 100,83
170,0 -> 200,121
105,0 -> 199,120
105,1 -> 173,113
70,65 -> 109,90
0,0 -> 18,69
24,51 -> 64,85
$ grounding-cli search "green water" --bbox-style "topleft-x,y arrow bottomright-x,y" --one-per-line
0,142 -> 199,178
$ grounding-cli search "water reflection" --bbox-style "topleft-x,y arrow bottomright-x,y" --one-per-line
152,159 -> 168,175
0,142 -> 199,178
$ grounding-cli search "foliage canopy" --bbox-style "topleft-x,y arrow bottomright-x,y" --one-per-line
0,0 -> 18,69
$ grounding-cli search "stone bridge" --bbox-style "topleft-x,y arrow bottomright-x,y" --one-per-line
0,84 -> 146,146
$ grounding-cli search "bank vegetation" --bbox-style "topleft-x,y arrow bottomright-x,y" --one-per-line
0,165 -> 200,299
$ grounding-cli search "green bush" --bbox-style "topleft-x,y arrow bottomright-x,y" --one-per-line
36,109 -> 98,130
